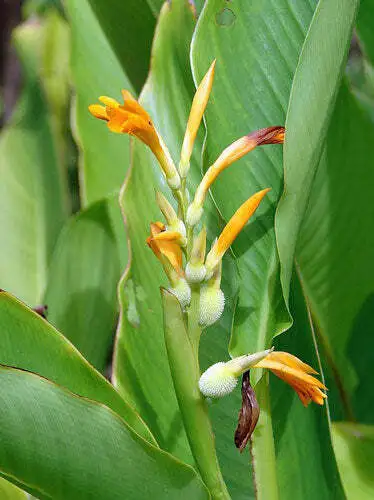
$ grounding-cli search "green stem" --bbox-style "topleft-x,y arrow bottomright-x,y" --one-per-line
188,284 -> 201,355
173,188 -> 186,221
162,289 -> 230,500
251,375 -> 279,500
186,225 -> 194,260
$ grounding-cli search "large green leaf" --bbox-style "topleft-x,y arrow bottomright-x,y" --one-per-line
39,10 -> 71,174
0,478 -> 27,500
275,0 -> 359,303
0,365 -> 209,500
270,276 -> 345,500
0,22 -> 68,305
65,0 -> 134,205
332,422 -> 374,500
296,85 -> 374,422
191,0 -> 348,497
86,0 -> 157,92
44,196 -> 124,372
356,0 -> 374,67
191,0 -> 318,356
0,291 -> 154,444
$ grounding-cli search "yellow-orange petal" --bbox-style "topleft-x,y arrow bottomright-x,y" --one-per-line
146,223 -> 183,274
88,104 -> 109,121
180,60 -> 216,175
121,90 -> 151,121
153,231 -> 185,245
266,351 -> 318,374
205,188 -> 270,272
99,95 -> 120,108
106,110 -> 130,133
193,126 -> 284,208
253,353 -> 327,407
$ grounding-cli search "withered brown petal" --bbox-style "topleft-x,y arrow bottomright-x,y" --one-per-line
234,371 -> 260,452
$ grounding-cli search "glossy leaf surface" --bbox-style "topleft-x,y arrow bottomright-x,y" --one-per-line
86,0 -> 156,92
44,197 -> 122,372
0,366 -> 209,499
65,0 -> 134,204
0,478 -> 27,500
276,0 -> 359,302
0,291 -> 154,443
0,22 -> 67,305
332,422 -> 374,500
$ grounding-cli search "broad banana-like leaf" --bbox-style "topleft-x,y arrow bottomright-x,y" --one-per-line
296,84 -> 374,423
39,10 -> 70,172
0,365 -> 209,500
0,291 -> 154,444
0,21 -> 68,305
86,0 -> 157,92
356,0 -> 374,66
191,0 -> 345,496
332,422 -> 374,500
65,0 -> 134,205
44,196 -> 124,372
0,478 -> 27,500
269,276 -> 344,499
191,0 -> 317,355
276,0 -> 359,303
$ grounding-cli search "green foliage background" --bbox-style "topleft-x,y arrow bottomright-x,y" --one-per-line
0,0 -> 373,498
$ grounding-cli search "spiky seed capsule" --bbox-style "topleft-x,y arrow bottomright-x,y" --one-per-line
169,279 -> 191,310
186,202 -> 203,227
199,362 -> 238,398
199,286 -> 225,326
185,262 -> 207,283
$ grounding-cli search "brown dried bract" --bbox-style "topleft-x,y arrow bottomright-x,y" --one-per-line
234,370 -> 260,452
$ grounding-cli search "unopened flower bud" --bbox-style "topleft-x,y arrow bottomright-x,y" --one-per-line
186,227 -> 207,283
199,348 -> 273,398
186,202 -> 203,227
167,172 -> 181,190
156,191 -> 178,225
180,60 -> 216,178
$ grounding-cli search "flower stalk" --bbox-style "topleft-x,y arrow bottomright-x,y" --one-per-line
162,289 -> 230,500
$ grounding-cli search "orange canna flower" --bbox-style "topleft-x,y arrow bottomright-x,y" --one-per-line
146,222 -> 183,275
89,91 -> 180,188
187,127 -> 284,226
199,349 -> 326,408
253,351 -> 327,406
205,188 -> 270,274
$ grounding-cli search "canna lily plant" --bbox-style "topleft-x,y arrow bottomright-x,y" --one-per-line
0,0 -> 368,498
89,62 -> 327,499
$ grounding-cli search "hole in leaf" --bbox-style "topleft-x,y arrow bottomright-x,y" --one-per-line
215,8 -> 236,27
